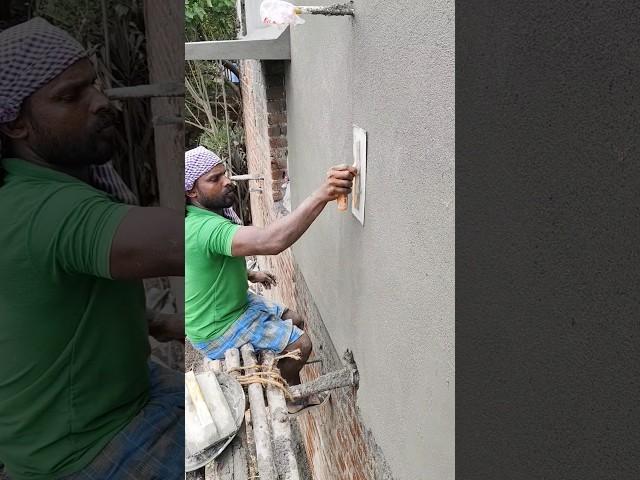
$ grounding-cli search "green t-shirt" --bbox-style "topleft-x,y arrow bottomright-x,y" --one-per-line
0,158 -> 150,479
185,205 -> 249,342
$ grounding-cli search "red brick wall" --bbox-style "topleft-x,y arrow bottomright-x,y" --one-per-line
241,60 -> 288,205
240,59 -> 393,480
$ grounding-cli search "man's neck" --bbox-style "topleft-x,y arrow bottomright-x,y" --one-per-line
190,200 -> 225,217
12,145 -> 91,183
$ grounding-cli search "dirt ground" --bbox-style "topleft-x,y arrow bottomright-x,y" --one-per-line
150,337 -> 186,372
185,338 -> 207,374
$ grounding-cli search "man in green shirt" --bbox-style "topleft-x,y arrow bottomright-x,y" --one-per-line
185,147 -> 356,413
0,19 -> 184,479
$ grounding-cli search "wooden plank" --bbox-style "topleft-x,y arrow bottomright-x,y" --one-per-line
262,351 -> 301,480
104,82 -> 184,99
152,115 -> 183,126
243,410 -> 259,479
143,0 -> 185,311
206,441 -> 232,479
187,468 -> 206,480
240,344 -> 277,480
231,430 -> 249,480
205,433 -> 248,480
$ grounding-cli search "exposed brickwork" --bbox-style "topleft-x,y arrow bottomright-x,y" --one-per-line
241,59 -> 289,204
241,59 -> 393,480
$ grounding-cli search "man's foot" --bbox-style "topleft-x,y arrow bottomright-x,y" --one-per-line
287,392 -> 330,417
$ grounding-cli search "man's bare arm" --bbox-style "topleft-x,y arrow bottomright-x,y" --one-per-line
110,207 -> 184,279
231,165 -> 357,256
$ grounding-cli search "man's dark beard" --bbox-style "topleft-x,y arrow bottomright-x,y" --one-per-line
198,186 -> 236,211
29,112 -> 116,166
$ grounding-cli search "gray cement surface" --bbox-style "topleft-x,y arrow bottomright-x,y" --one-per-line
285,0 -> 454,478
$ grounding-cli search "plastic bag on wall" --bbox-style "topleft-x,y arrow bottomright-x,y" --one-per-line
260,0 -> 306,25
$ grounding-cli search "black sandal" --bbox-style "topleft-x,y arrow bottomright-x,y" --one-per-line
287,392 -> 330,417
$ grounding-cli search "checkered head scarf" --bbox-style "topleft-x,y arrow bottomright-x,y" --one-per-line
0,17 -> 87,124
185,146 -> 222,191
185,146 -> 242,224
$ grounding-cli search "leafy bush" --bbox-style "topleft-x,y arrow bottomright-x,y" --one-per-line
184,0 -> 250,222
185,0 -> 237,42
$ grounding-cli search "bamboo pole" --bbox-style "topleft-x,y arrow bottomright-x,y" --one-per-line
143,0 -> 185,313
288,350 -> 359,400
194,352 -> 249,479
206,359 -> 223,373
104,82 -> 185,99
100,0 -> 110,67
219,61 -> 233,165
243,410 -> 259,480
262,351 -> 301,480
229,173 -> 264,181
224,349 -> 241,377
240,344 -> 277,480
122,105 -> 141,200
152,115 -> 183,126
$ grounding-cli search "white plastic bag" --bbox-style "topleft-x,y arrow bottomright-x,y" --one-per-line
260,0 -> 305,25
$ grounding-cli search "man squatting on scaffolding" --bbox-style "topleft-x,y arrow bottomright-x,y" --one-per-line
185,146 -> 356,414
0,19 -> 185,480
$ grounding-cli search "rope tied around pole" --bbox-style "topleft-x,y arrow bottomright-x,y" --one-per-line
230,349 -> 302,400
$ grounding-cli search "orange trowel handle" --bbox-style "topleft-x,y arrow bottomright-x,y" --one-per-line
337,194 -> 348,211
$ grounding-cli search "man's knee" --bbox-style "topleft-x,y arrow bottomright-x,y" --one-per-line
283,309 -> 305,329
299,333 -> 312,357
287,332 -> 312,358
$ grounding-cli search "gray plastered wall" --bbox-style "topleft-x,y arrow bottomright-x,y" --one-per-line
284,0 -> 455,478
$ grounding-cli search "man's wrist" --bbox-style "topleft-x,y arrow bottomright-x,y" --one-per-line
310,188 -> 329,204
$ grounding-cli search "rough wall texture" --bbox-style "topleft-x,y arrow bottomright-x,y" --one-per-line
241,0 -> 454,478
285,0 -> 455,479
456,3 -> 640,479
242,58 -> 391,480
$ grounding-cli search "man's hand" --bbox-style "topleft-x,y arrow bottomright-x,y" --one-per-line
312,164 -> 358,203
248,270 -> 277,289
230,164 -> 357,257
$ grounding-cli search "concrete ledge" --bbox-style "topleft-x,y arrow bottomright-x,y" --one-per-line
185,26 -> 290,61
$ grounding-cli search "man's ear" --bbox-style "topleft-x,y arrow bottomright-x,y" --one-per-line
0,116 -> 28,141
186,188 -> 198,199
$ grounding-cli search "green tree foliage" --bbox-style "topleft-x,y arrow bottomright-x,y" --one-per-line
184,0 -> 250,221
185,0 -> 237,42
